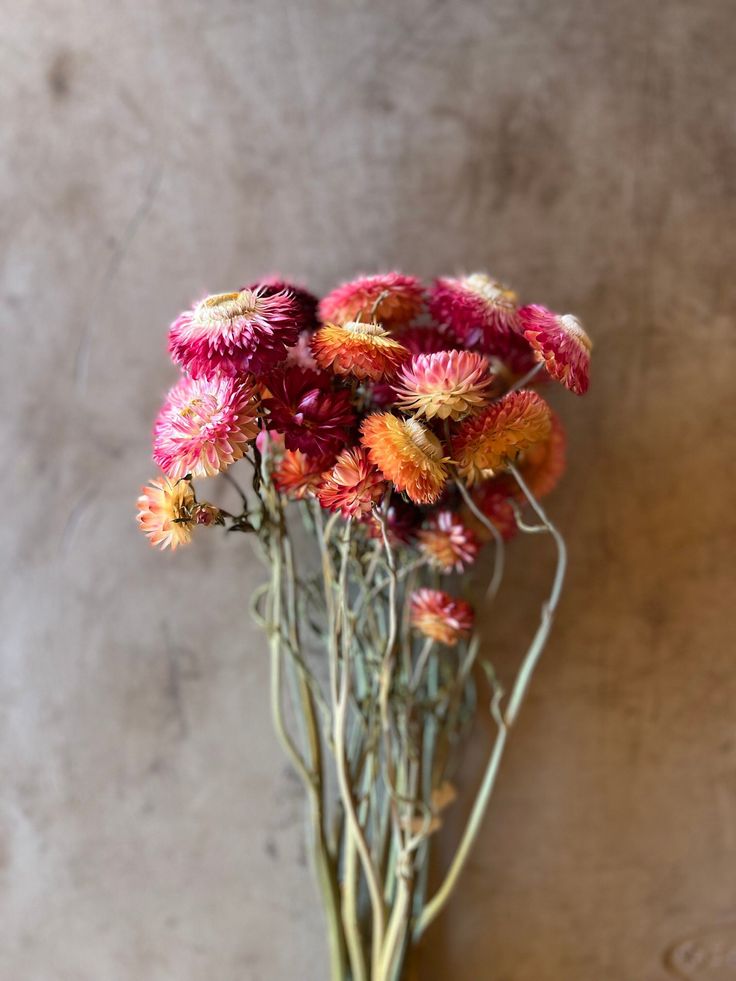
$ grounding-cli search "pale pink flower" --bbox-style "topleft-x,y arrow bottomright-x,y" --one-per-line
395,350 -> 493,421
153,374 -> 259,479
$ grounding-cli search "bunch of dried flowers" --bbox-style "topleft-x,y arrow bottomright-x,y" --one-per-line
137,270 -> 591,980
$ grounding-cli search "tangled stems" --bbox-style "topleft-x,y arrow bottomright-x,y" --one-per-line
413,461 -> 567,940
253,456 -> 566,979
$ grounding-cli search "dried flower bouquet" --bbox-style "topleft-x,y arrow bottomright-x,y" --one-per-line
137,271 -> 591,980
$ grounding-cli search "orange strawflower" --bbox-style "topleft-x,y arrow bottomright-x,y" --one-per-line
312,320 -> 409,381
395,350 -> 493,421
361,413 -> 449,505
451,390 -> 552,484
410,588 -> 474,646
418,510 -> 480,573
317,446 -> 386,518
137,475 -> 196,551
273,449 -> 333,500
318,272 -> 424,330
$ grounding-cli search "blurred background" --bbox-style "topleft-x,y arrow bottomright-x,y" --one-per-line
2,1 -> 735,979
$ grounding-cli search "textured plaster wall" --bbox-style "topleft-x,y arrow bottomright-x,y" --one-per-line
2,1 -> 735,979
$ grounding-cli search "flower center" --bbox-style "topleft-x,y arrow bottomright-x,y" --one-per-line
560,314 -> 593,353
343,320 -> 387,337
403,418 -> 444,461
194,289 -> 261,325
464,273 -> 517,309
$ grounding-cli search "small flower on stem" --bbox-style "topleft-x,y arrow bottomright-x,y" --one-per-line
136,475 -> 196,551
410,588 -> 474,646
418,510 -> 480,573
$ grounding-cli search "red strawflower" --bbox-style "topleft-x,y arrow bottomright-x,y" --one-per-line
428,273 -> 520,349
264,368 -> 356,456
518,304 -> 592,395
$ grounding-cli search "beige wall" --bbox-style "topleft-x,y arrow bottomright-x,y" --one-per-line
3,1 -> 735,978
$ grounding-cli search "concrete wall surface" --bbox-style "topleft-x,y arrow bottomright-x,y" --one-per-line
2,1 -> 735,979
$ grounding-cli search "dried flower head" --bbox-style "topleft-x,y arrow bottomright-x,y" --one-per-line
395,350 -> 493,421
361,413 -> 449,505
317,446 -> 386,518
318,272 -> 424,330
137,475 -> 196,551
418,510 -> 480,573
410,588 -> 474,646
264,368 -> 356,456
153,374 -> 259,479
313,320 -> 409,381
168,287 -> 302,378
518,304 -> 592,395
451,390 -> 552,484
429,273 -> 520,348
273,448 -> 334,500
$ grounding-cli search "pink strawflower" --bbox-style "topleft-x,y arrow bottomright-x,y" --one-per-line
395,350 -> 493,421
418,510 -> 480,573
168,287 -> 302,378
518,305 -> 592,395
319,272 -> 425,330
317,446 -> 386,518
410,588 -> 474,646
137,475 -> 196,551
264,368 -> 356,456
153,374 -> 259,479
429,273 -> 520,348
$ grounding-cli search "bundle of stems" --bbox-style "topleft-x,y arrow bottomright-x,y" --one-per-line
248,448 -> 566,981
